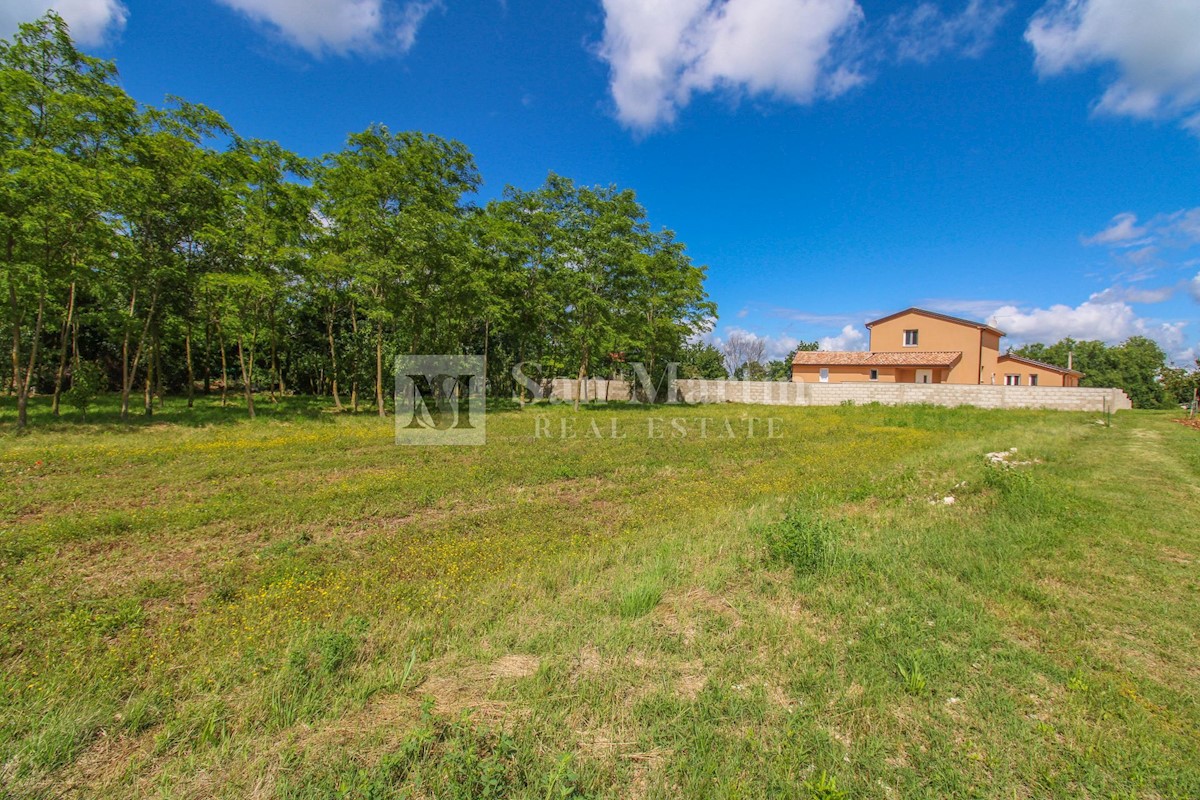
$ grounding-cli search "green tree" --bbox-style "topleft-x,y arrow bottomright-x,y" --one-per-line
766,341 -> 818,381
1159,360 -> 1200,406
113,100 -> 228,419
677,340 -> 727,380
1013,336 -> 1170,408
318,125 -> 479,415
0,13 -> 134,429
205,138 -> 313,417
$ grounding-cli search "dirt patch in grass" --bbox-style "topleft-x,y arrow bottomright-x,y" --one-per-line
676,661 -> 707,700
572,644 -> 603,679
653,586 -> 743,644
490,654 -> 541,679
416,655 -> 541,721
1159,546 -> 1194,565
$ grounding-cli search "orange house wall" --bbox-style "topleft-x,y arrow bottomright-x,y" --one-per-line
996,359 -> 1079,387
869,313 -> 999,385
791,365 -> 898,383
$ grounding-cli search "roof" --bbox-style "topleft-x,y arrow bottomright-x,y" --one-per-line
865,307 -> 1005,337
792,350 -> 962,368
997,353 -> 1083,376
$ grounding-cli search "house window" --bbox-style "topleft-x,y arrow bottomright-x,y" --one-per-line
903,329 -> 918,347
869,369 -> 878,381
819,368 -> 829,383
1005,374 -> 1021,386
1029,374 -> 1038,386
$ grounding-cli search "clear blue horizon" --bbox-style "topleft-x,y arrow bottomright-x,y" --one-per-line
6,0 -> 1198,363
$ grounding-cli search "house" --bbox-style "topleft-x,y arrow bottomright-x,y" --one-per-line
791,308 -> 1083,387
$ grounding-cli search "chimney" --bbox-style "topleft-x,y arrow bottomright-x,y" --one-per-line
1067,350 -> 1074,371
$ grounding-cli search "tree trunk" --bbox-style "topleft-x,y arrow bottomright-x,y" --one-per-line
185,322 -> 195,408
6,235 -> 18,398
143,345 -> 153,417
574,346 -> 589,412
203,313 -> 212,395
326,311 -> 342,411
218,323 -> 228,407
15,292 -> 46,431
375,320 -> 385,417
269,306 -> 280,403
70,317 -> 79,384
119,286 -> 157,421
275,335 -> 286,398
153,334 -> 164,410
237,334 -> 255,419
51,281 -> 76,416
9,281 -> 23,401
120,319 -> 131,418
350,304 -> 359,412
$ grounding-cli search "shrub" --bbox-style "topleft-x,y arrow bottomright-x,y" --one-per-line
762,510 -> 839,575
982,462 -> 1036,497
64,361 -> 106,418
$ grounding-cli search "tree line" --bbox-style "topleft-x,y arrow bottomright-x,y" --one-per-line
1012,336 -> 1198,409
1,14 -> 717,430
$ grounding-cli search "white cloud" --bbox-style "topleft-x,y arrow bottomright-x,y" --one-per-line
598,0 -> 864,130
598,0 -> 1017,131
1083,211 -> 1148,246
888,0 -> 1011,64
1190,272 -> 1200,302
214,0 -> 439,56
920,298 -> 1019,319
1164,207 -> 1200,245
989,300 -> 1189,359
1089,285 -> 1175,304
1,0 -> 127,46
819,324 -> 867,351
1026,0 -> 1200,133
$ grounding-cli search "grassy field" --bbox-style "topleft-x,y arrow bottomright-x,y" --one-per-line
1,396 -> 1198,798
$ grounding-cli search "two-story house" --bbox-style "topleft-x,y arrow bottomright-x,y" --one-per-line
791,308 -> 1082,386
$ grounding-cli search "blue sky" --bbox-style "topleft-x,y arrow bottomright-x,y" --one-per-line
5,0 -> 1199,363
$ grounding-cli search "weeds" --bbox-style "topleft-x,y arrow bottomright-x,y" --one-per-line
279,704 -> 589,799
762,509 -> 840,575
804,770 -> 848,800
897,655 -> 928,695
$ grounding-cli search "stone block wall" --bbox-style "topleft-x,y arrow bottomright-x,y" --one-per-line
671,380 -> 1132,412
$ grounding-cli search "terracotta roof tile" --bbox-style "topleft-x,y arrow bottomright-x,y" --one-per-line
793,350 -> 962,367
791,351 -> 875,366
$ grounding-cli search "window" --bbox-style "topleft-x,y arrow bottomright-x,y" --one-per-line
1029,374 -> 1038,386
1005,374 -> 1021,386
869,369 -> 878,381
819,368 -> 829,383
903,329 -> 918,347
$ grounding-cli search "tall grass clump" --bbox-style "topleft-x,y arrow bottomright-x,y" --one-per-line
616,581 -> 663,618
762,509 -> 840,575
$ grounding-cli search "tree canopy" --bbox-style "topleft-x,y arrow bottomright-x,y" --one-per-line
1011,336 -> 1178,409
0,14 -> 715,428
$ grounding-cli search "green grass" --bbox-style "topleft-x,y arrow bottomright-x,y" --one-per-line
1,395 -> 1199,798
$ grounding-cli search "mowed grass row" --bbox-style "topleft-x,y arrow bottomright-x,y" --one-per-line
1,397 -> 1198,798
